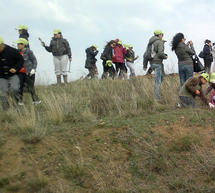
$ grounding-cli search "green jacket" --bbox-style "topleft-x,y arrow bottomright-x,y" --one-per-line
175,42 -> 195,65
179,77 -> 208,105
148,36 -> 167,65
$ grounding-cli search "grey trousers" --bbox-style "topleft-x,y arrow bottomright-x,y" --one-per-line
0,75 -> 20,110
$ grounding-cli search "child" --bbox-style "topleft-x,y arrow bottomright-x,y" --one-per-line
16,38 -> 41,105
179,73 -> 211,108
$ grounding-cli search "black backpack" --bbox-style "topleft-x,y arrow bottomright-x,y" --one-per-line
143,42 -> 155,68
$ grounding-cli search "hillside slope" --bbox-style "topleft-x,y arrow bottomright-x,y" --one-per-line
0,77 -> 215,193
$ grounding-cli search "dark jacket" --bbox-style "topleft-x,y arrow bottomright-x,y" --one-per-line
19,29 -> 29,41
101,45 -> 113,61
175,42 -> 195,65
179,77 -> 208,105
126,49 -> 137,63
148,36 -> 166,65
203,44 -> 213,62
85,47 -> 98,68
0,45 -> 24,78
45,37 -> 72,58
21,48 -> 37,74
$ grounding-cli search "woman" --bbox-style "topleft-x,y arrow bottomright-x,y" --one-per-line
203,39 -> 213,73
171,33 -> 195,87
112,39 -> 127,79
101,40 -> 116,79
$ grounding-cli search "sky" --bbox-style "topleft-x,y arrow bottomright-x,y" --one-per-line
0,0 -> 214,84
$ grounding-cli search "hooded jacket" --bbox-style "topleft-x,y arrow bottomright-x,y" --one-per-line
45,37 -> 72,58
175,42 -> 195,65
112,44 -> 127,64
85,47 -> 98,68
0,45 -> 24,78
148,36 -> 167,65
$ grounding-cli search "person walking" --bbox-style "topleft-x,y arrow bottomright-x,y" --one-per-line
101,40 -> 116,79
202,40 -> 213,74
171,33 -> 195,88
85,44 -> 99,79
41,29 -> 72,84
0,37 -> 24,110
179,73 -> 211,108
112,39 -> 127,79
16,38 -> 41,105
144,30 -> 168,101
125,44 -> 139,78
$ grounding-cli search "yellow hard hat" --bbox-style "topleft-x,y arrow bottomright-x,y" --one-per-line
0,37 -> 4,44
154,29 -> 164,35
92,44 -> 98,49
210,73 -> 215,83
53,29 -> 61,35
201,73 -> 209,81
16,38 -> 29,46
17,25 -> 28,30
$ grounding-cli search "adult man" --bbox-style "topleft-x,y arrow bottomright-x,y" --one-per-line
144,30 -> 168,101
85,44 -> 99,79
42,29 -> 72,84
0,37 -> 24,110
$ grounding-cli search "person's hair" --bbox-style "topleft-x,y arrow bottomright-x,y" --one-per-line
205,39 -> 211,44
171,33 -> 184,51
104,40 -> 115,49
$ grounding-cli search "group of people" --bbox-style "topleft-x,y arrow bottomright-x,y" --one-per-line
0,25 -> 215,110
85,39 -> 139,80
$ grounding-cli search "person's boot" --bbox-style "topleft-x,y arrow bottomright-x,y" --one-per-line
57,75 -> 61,85
63,75 -> 68,84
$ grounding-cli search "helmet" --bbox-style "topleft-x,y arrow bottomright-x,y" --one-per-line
201,73 -> 209,81
118,40 -> 122,45
106,60 -> 113,67
210,73 -> 215,83
17,25 -> 28,31
92,44 -> 98,49
162,38 -> 167,42
0,37 -> 4,44
16,38 -> 29,46
53,29 -> 61,35
129,44 -> 133,48
154,30 -> 164,35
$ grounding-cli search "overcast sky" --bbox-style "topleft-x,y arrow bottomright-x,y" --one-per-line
0,0 -> 214,84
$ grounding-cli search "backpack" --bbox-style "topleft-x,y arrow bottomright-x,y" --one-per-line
198,51 -> 204,58
143,42 -> 156,67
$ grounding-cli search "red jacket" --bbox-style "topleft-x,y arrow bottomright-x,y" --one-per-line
112,45 -> 127,64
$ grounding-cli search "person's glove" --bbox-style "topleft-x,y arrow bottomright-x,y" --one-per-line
30,69 -> 36,76
209,102 -> 215,108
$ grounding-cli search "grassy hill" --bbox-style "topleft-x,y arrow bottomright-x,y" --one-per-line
1,76 -> 215,193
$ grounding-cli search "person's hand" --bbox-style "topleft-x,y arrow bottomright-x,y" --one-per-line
195,90 -> 200,95
209,102 -> 215,108
30,69 -> 36,76
9,68 -> 16,73
189,41 -> 193,45
69,58 -> 72,62
165,55 -> 168,59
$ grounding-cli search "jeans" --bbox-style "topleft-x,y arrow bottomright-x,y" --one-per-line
0,75 -> 20,110
151,64 -> 164,100
179,64 -> 193,88
179,96 -> 196,108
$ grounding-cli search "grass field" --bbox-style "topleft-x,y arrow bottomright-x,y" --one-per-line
0,76 -> 215,193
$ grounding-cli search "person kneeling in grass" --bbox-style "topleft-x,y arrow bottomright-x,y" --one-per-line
179,73 -> 214,108
16,38 -> 41,105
